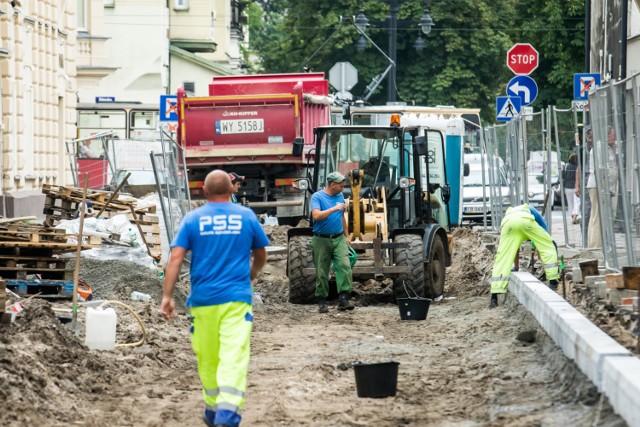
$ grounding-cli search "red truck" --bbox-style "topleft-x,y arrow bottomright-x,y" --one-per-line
176,72 -> 332,224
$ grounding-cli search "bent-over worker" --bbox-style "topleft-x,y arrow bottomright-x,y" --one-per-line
490,204 -> 559,308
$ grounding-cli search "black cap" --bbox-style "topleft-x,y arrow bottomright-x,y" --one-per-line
229,172 -> 245,182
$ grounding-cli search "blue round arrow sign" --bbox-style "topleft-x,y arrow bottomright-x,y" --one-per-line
506,75 -> 538,106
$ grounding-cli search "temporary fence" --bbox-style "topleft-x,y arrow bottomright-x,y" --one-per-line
480,71 -> 640,274
149,129 -> 191,244
482,106 -> 584,246
588,72 -> 640,271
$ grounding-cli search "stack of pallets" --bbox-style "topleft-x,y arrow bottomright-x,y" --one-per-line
42,183 -> 162,260
0,223 -> 100,299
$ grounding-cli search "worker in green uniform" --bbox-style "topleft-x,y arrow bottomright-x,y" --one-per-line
490,204 -> 559,308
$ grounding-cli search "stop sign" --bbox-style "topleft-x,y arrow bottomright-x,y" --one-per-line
507,43 -> 539,75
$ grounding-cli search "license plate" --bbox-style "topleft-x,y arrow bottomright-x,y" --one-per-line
215,119 -> 264,134
463,206 -> 484,213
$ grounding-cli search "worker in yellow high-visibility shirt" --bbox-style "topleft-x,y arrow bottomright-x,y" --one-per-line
490,204 -> 559,308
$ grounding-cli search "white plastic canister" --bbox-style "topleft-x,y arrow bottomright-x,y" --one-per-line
84,306 -> 117,350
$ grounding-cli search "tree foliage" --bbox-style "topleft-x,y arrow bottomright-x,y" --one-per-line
245,0 -> 585,123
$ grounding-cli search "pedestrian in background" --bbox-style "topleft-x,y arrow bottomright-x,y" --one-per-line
562,153 -> 579,224
575,127 -> 593,234
587,126 -> 618,248
490,204 -> 559,308
310,171 -> 354,313
160,170 -> 269,427
79,140 -> 96,158
229,172 -> 245,204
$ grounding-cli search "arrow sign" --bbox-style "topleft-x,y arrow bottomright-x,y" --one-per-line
496,96 -> 521,122
506,75 -> 538,106
573,73 -> 601,101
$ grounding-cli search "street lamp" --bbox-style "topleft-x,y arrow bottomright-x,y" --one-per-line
357,3 -> 434,103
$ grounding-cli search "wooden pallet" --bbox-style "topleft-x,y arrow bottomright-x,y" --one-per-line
0,227 -> 68,244
42,184 -> 157,214
5,279 -> 74,299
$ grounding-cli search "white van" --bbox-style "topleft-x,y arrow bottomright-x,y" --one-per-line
462,154 -> 511,223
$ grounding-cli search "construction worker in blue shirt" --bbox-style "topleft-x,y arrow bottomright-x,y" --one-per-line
160,170 -> 269,427
310,171 -> 354,313
490,203 -> 559,308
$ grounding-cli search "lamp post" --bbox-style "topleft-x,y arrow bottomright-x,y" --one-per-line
357,3 -> 434,103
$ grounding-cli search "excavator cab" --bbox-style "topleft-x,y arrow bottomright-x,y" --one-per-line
287,122 -> 452,303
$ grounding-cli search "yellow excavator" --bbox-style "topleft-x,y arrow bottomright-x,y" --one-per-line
287,117 -> 452,303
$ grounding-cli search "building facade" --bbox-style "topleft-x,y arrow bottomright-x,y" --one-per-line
76,0 -> 245,106
0,1 -> 77,217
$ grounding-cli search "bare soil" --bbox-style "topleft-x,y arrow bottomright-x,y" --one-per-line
0,228 -> 626,426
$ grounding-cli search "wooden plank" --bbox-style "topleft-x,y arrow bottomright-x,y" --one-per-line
0,216 -> 38,224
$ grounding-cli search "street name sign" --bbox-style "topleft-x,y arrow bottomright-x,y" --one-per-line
496,96 -> 521,122
506,75 -> 538,106
507,43 -> 539,75
573,73 -> 601,101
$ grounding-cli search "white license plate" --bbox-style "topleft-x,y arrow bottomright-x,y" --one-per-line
463,206 -> 484,213
215,119 -> 264,134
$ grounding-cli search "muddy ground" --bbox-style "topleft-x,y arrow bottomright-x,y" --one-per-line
0,228 -> 627,426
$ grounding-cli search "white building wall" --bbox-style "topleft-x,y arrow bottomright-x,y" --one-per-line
0,1 -> 76,215
628,0 -> 640,76
77,1 -> 168,104
169,55 -> 216,96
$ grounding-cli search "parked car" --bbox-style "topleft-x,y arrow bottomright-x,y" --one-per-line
462,154 -> 511,224
528,174 -> 562,212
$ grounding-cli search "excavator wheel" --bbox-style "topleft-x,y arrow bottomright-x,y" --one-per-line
392,234 -> 425,299
424,235 -> 446,299
287,236 -> 317,304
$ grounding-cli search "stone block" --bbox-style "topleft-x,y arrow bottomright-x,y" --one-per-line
607,288 -> 639,306
510,273 -> 631,390
572,266 -> 582,283
584,275 -> 606,288
605,273 -> 624,289
601,356 -> 640,427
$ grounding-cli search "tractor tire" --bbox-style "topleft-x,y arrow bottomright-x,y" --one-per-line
424,235 -> 446,299
393,234 -> 425,299
287,236 -> 317,304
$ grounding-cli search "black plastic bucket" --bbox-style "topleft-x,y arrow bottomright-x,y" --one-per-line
353,361 -> 399,398
397,297 -> 431,320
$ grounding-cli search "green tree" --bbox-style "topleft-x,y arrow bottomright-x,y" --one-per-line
512,0 -> 585,109
247,0 -> 585,123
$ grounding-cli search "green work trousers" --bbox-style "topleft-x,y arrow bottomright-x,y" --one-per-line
190,302 -> 253,416
311,235 -> 353,299
491,207 -> 559,294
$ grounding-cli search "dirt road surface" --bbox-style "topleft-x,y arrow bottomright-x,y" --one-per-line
0,228 -> 626,426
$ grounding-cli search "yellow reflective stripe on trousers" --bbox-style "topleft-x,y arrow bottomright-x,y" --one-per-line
491,275 -> 510,282
205,386 -> 245,397
542,263 -> 557,269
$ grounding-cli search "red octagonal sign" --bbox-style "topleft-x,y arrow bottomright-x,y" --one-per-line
507,43 -> 539,75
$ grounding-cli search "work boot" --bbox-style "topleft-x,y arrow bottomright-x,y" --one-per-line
489,294 -> 498,309
549,280 -> 559,291
337,293 -> 355,311
318,299 -> 329,313
203,409 -> 215,427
